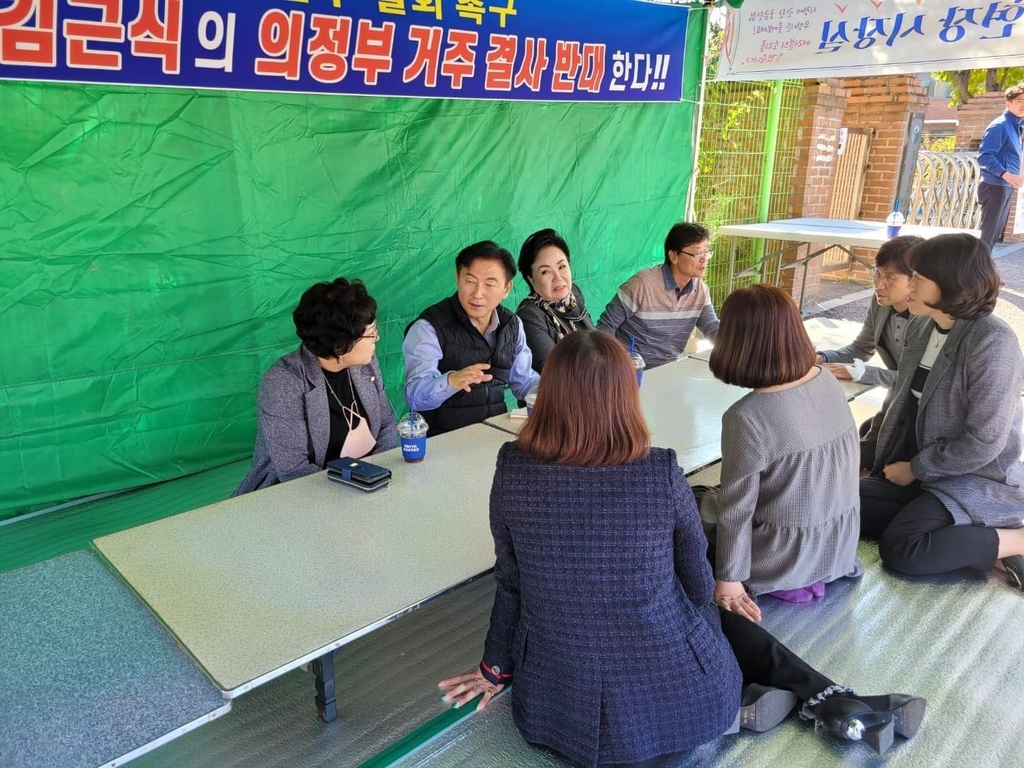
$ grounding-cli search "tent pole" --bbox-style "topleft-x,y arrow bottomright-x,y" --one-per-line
685,7 -> 711,222
753,79 -> 785,266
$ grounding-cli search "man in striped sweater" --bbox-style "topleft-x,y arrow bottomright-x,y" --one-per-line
598,222 -> 719,369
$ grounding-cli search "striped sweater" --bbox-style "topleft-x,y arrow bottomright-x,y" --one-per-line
597,264 -> 719,368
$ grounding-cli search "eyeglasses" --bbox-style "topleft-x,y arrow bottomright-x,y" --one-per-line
872,270 -> 908,286
361,323 -> 380,341
677,249 -> 713,261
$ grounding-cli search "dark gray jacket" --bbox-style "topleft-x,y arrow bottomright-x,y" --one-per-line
233,345 -> 399,496
863,315 -> 1024,527
515,285 -> 595,373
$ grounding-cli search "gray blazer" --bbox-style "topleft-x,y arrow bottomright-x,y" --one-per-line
863,315 -> 1024,527
233,345 -> 399,496
820,300 -> 901,388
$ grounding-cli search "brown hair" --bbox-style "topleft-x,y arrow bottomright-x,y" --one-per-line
518,330 -> 651,467
875,235 -> 925,276
1005,83 -> 1024,102
709,284 -> 816,388
909,234 -> 1001,320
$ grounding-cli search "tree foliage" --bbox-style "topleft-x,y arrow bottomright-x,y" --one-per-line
932,68 -> 1024,105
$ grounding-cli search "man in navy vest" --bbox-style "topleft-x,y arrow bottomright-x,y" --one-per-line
977,83 -> 1024,250
404,241 -> 540,436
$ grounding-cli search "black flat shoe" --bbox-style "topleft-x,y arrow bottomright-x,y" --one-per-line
739,684 -> 798,733
809,693 -> 926,754
1000,555 -> 1024,591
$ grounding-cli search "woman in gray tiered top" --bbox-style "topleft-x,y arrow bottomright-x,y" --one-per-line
704,285 -> 862,621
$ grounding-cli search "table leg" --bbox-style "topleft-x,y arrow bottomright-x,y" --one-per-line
313,651 -> 337,723
727,236 -> 738,294
798,248 -> 810,313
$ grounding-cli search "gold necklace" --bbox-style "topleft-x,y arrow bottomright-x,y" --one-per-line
324,371 -> 361,422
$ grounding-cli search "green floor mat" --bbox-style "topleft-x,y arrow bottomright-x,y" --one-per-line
0,460 -> 250,574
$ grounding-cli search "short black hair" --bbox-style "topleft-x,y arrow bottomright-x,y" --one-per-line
456,240 -> 516,282
293,278 -> 376,359
664,222 -> 710,264
910,234 -> 1001,320
875,235 -> 925,276
518,228 -> 571,282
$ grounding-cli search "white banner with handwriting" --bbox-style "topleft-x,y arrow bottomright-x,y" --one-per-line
717,0 -> 1024,82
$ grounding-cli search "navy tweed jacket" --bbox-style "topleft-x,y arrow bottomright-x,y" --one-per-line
482,443 -> 742,767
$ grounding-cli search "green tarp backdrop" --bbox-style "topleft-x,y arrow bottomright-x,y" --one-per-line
0,18 -> 705,521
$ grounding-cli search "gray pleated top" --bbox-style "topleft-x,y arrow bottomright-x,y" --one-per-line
715,369 -> 863,595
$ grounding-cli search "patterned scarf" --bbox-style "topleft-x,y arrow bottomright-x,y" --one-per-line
525,288 -> 588,341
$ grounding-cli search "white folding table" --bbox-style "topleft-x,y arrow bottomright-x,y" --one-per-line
689,317 -> 879,401
486,354 -> 878,474
718,217 -> 980,310
93,424 -> 515,723
486,357 -> 749,475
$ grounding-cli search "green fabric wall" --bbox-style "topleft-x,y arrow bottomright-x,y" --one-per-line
0,18 -> 705,520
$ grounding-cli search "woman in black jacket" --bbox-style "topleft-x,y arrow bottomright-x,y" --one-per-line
439,330 -> 924,766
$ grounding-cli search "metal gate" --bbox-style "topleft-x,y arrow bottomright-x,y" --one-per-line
822,127 -> 871,269
907,151 -> 981,229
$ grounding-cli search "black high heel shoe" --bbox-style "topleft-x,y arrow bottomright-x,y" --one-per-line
808,693 -> 926,754
1000,555 -> 1024,591
739,684 -> 798,732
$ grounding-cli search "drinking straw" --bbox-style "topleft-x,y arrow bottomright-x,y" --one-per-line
628,336 -> 636,356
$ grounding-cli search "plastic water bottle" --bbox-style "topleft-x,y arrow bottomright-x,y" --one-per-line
886,205 -> 905,239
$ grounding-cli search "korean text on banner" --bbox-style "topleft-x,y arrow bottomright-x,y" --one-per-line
716,0 -> 1024,82
0,0 -> 688,101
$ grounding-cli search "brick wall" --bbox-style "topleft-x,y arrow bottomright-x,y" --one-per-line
955,91 -> 1023,245
827,75 -> 930,280
781,79 -> 848,298
955,91 -> 1005,151
842,75 -> 930,221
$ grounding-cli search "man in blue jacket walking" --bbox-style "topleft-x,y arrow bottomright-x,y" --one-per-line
977,83 -> 1024,250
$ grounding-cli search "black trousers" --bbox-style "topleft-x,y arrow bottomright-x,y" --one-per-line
860,477 -> 999,575
978,181 -> 1015,251
717,608 -> 834,702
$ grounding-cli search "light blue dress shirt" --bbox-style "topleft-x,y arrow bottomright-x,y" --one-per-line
403,310 -> 540,411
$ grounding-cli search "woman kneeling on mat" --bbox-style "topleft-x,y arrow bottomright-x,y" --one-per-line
702,284 -> 862,614
439,330 -> 924,767
860,234 -> 1024,589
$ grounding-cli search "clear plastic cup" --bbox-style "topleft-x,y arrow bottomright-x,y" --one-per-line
398,413 -> 428,463
885,210 -> 905,239
525,389 -> 538,416
631,352 -> 646,387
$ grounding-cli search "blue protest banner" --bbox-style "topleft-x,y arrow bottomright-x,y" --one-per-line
0,0 -> 689,101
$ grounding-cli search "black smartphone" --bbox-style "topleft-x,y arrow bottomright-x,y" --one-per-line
327,458 -> 392,485
327,473 -> 390,493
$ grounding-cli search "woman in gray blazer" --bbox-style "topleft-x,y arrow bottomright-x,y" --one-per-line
233,278 -> 399,496
817,235 -> 924,390
860,234 -> 1024,589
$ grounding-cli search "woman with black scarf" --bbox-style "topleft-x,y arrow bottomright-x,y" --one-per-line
515,228 -> 596,373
